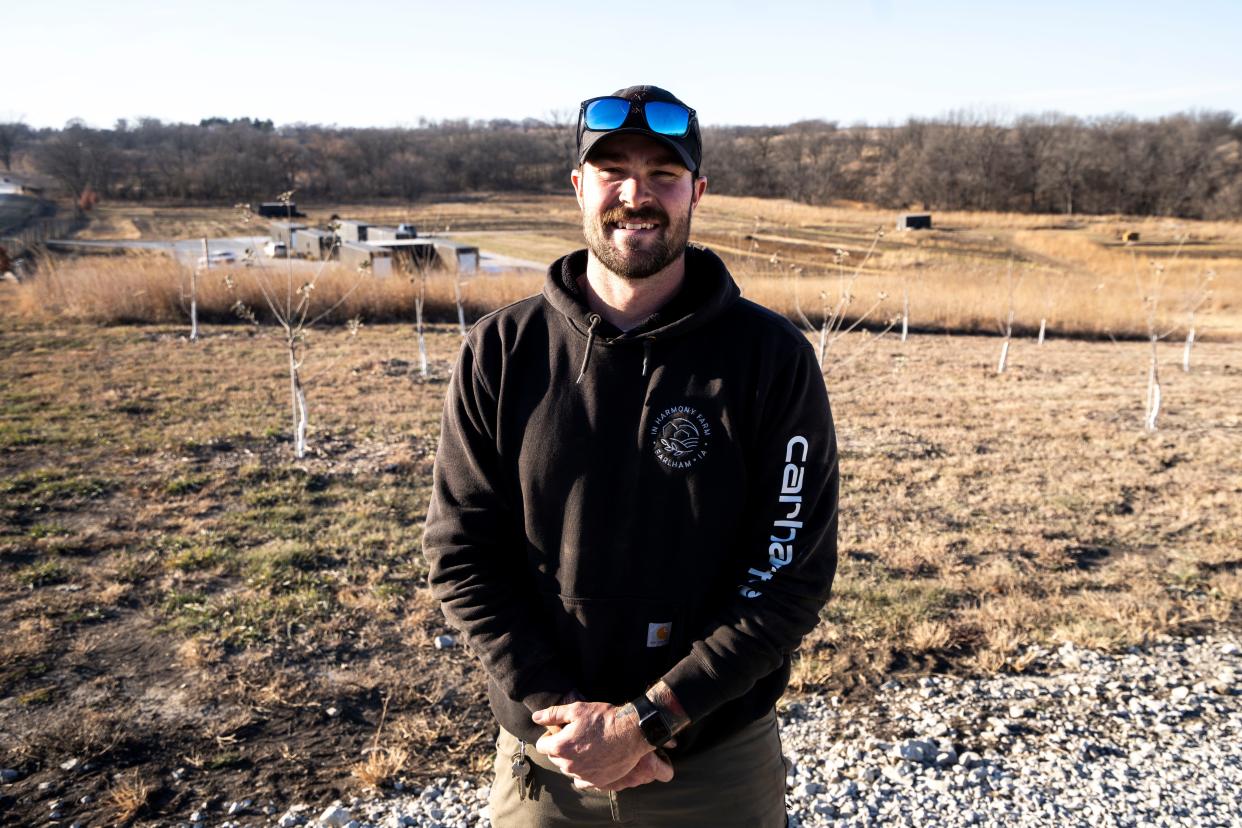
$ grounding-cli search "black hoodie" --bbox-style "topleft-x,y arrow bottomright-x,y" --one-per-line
424,245 -> 838,755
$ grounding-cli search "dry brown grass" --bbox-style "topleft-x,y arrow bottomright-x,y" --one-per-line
7,254 -> 541,326
176,635 -> 224,671
108,770 -> 151,823
9,247 -> 1235,341
692,195 -> 1242,339
1,616 -> 55,662
21,195 -> 1241,339
788,649 -> 838,694
351,745 -> 410,790
908,619 -> 953,653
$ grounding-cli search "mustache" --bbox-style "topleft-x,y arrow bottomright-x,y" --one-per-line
600,206 -> 669,226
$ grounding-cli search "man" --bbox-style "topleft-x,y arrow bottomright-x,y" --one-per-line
424,85 -> 838,826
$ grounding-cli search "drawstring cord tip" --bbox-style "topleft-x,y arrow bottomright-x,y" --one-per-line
577,314 -> 601,385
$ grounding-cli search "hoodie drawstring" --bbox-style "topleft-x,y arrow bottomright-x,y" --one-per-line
641,338 -> 653,377
576,313 -> 601,384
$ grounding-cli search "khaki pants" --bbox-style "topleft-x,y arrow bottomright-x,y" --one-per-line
488,710 -> 789,827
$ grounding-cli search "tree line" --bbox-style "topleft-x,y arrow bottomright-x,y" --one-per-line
2,110 -> 1239,218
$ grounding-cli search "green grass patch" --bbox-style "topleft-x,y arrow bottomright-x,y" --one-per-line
826,571 -> 964,635
164,473 -> 212,497
0,421 -> 44,448
19,686 -> 57,706
205,751 -> 246,770
160,581 -> 336,647
374,581 -> 413,602
0,468 -> 117,509
242,539 -> 321,587
16,558 -> 71,587
165,542 -> 232,573
26,522 -> 72,540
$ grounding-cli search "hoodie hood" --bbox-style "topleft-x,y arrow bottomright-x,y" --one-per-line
542,246 -> 741,343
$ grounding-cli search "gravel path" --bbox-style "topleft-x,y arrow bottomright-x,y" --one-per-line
196,634 -> 1239,828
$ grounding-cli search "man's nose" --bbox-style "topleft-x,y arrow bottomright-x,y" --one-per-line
618,175 -> 652,208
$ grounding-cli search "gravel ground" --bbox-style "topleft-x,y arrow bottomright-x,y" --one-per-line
176,634 -> 1239,828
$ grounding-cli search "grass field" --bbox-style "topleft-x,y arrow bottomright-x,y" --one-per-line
0,196 -> 1239,825
1,319 -> 1238,825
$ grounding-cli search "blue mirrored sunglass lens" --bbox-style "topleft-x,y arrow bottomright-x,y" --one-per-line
584,99 -> 631,130
644,102 -> 690,136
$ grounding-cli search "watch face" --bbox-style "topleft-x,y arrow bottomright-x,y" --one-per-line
638,703 -> 672,747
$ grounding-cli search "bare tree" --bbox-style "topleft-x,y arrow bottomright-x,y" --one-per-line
1181,268 -> 1214,373
0,120 -> 30,171
996,260 -> 1022,374
790,231 -> 895,372
229,194 -> 361,458
34,121 -> 117,209
1131,238 -> 1186,431
406,260 -> 431,378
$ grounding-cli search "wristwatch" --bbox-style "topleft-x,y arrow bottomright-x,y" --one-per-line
630,693 -> 673,748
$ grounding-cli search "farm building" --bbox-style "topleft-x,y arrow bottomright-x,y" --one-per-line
270,221 -> 307,247
293,228 -> 336,259
340,241 -> 392,276
362,238 -> 480,273
897,213 -> 932,231
337,220 -> 369,243
367,225 -> 417,242
433,240 -> 479,274
365,238 -> 439,271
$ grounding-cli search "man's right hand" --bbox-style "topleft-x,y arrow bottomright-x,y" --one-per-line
573,749 -> 674,792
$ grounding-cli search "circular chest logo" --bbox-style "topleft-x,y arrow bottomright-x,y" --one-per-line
651,405 -> 712,469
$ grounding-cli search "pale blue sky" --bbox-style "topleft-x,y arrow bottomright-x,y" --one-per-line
4,0 -> 1239,129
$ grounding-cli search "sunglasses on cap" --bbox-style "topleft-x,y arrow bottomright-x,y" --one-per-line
579,96 -> 697,137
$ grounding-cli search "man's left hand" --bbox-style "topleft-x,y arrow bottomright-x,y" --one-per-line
532,701 -> 652,789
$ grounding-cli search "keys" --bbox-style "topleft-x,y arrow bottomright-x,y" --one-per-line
510,739 -> 532,801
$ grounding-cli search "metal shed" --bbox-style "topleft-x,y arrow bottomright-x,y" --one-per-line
293,228 -> 336,260
897,213 -> 932,231
367,225 -> 417,242
337,220 -> 370,243
364,238 -> 439,272
270,221 -> 307,246
340,241 -> 392,276
432,240 -> 480,274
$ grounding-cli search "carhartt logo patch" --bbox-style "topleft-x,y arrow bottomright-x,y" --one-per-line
650,405 -> 711,469
647,622 -> 672,648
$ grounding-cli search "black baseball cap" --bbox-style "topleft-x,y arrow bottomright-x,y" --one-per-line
577,85 -> 702,174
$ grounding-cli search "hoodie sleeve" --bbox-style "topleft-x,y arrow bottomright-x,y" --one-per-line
423,336 -> 576,713
660,341 -> 839,723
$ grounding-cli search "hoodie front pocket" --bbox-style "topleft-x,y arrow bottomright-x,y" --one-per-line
544,593 -> 685,704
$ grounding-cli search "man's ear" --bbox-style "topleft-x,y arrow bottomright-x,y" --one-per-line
571,166 -> 585,209
690,174 -> 707,211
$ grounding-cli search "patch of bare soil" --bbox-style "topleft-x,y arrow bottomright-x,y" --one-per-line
0,599 -> 492,827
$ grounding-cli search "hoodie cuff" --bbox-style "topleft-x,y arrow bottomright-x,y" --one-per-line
660,650 -> 726,724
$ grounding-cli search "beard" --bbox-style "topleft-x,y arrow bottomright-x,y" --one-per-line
582,202 -> 693,280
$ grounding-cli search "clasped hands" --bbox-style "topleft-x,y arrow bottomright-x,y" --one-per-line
532,701 -> 675,792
